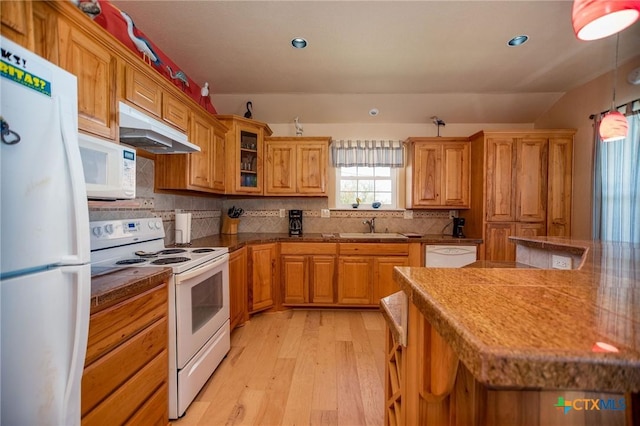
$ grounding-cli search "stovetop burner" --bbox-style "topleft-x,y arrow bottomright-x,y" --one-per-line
116,258 -> 147,265
192,248 -> 215,253
159,249 -> 187,255
151,257 -> 191,265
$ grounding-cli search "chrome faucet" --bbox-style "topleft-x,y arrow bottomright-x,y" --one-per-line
363,217 -> 376,233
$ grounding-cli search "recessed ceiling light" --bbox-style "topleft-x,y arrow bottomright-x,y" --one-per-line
369,108 -> 379,117
291,37 -> 307,49
507,35 -> 529,47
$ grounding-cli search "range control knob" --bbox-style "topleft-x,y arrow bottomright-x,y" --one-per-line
104,224 -> 114,234
92,226 -> 103,237
155,221 -> 162,229
148,221 -> 155,230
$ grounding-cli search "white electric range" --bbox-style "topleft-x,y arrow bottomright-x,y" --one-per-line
89,217 -> 230,419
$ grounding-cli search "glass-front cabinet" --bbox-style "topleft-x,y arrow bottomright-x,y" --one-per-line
215,115 -> 272,194
240,130 -> 259,189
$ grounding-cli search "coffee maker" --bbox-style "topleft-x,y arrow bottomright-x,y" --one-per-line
452,217 -> 466,238
289,210 -> 303,236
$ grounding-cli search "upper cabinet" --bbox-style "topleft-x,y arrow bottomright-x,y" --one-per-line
264,137 -> 330,196
547,137 -> 573,237
405,137 -> 471,209
155,109 -> 227,193
1,1 -> 33,49
57,16 -> 118,140
122,64 -> 189,133
215,115 -> 272,195
460,130 -> 575,261
486,137 -> 548,222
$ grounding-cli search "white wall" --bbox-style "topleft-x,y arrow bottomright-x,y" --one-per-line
535,56 -> 640,239
268,122 -> 532,139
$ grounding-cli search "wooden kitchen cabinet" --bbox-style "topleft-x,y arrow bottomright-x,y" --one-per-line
32,1 -> 58,63
248,243 -> 277,313
281,242 -> 337,305
216,115 -> 273,195
406,138 -> 470,209
82,281 -> 168,425
338,256 -> 373,305
460,130 -> 575,261
229,247 -> 248,330
486,136 -> 548,222
57,16 -> 118,140
123,64 -> 190,132
516,138 -> 548,222
547,137 -> 573,237
337,243 -> 412,306
0,1 -> 33,50
155,108 -> 226,193
264,137 -> 330,196
373,256 -> 410,301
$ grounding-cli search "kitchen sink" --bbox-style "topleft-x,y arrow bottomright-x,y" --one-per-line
339,232 -> 408,239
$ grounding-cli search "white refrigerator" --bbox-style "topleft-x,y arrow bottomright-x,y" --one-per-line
0,37 -> 91,425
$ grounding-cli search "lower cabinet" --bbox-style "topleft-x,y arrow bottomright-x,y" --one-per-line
281,243 -> 337,305
248,243 -> 277,313
337,243 -> 412,306
229,247 -> 247,330
82,281 -> 168,425
485,222 -> 546,261
338,256 -> 374,304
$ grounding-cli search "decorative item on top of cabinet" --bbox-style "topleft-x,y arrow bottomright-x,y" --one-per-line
405,137 -> 470,209
459,129 -> 575,261
264,136 -> 330,196
155,108 -> 226,193
216,115 -> 273,195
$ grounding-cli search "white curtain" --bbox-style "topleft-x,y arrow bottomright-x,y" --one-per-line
593,100 -> 640,243
331,140 -> 404,167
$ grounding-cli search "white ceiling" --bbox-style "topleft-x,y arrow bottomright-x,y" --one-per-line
111,0 -> 640,124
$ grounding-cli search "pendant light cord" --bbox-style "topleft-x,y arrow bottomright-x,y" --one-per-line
612,34 -> 619,112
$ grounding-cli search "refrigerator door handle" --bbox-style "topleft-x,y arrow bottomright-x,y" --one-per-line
61,268 -> 90,423
57,96 -> 90,265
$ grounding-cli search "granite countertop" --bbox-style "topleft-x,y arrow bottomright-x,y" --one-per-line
392,237 -> 640,393
90,267 -> 172,314
183,232 -> 482,251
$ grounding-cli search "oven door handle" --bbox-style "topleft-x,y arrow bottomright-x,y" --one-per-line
174,253 -> 229,283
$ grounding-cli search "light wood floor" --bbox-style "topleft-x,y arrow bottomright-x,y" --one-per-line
172,309 -> 386,426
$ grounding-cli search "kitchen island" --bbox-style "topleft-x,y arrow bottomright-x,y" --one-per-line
385,236 -> 639,426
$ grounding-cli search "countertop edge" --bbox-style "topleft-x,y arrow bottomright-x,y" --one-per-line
392,265 -> 640,393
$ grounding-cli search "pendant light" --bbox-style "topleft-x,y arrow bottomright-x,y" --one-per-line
600,34 -> 628,143
572,0 -> 640,41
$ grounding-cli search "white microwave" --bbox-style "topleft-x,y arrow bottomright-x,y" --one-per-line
79,133 -> 136,200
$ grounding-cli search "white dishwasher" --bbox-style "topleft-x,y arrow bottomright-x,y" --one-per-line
425,245 -> 477,268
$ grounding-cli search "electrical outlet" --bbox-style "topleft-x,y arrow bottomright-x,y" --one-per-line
321,209 -> 330,218
279,209 -> 286,218
403,210 -> 413,219
551,255 -> 572,270
449,210 -> 457,219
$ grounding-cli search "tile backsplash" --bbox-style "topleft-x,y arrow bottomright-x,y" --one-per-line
89,156 -> 454,244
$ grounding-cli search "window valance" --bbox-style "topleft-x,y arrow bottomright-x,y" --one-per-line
330,140 -> 404,167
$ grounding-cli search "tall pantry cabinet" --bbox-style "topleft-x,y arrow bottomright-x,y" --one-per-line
459,130 -> 575,261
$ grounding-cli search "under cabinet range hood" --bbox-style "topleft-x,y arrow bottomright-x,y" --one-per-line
118,102 -> 200,154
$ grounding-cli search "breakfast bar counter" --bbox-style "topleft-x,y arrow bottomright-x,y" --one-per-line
385,236 -> 639,425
